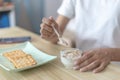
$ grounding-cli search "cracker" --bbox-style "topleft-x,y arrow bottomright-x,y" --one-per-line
3,50 -> 37,69
3,50 -> 27,57
12,54 -> 37,68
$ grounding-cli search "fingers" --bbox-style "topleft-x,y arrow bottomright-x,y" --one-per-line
93,61 -> 110,73
40,28 -> 57,40
74,60 -> 109,73
40,21 -> 55,39
42,17 -> 58,29
40,29 -> 51,37
73,56 -> 95,70
40,16 -> 59,43
76,60 -> 110,73
42,17 -> 53,26
79,60 -> 100,72
74,51 -> 94,66
40,23 -> 53,39
73,48 -> 111,73
40,23 -> 53,33
40,16 -> 59,33
40,16 -> 59,36
49,16 -> 59,29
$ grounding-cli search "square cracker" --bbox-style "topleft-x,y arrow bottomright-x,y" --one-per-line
3,50 -> 37,69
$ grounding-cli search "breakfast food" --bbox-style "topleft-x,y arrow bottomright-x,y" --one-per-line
57,37 -> 72,47
60,48 -> 82,69
3,50 -> 37,69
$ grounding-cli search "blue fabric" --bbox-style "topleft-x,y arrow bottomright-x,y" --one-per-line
0,12 -> 10,28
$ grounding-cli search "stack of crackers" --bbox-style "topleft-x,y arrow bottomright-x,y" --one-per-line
3,50 -> 37,69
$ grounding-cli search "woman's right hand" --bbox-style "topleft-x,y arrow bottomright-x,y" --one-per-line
40,16 -> 59,43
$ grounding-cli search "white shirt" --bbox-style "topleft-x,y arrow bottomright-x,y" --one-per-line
58,0 -> 120,51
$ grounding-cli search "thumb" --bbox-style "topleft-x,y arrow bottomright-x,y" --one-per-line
49,16 -> 60,34
49,16 -> 57,25
49,16 -> 54,20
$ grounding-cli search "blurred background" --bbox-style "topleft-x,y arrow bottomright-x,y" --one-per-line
0,0 -> 62,34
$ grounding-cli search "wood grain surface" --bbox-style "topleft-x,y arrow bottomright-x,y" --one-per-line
0,27 -> 120,80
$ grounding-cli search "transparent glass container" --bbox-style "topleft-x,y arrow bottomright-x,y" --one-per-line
60,48 -> 82,69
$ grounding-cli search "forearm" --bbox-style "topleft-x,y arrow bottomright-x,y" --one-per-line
109,48 -> 120,61
56,15 -> 70,35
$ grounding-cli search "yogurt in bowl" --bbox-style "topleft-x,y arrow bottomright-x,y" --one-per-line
60,48 -> 82,69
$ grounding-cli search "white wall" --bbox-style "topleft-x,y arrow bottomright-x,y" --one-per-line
11,0 -> 62,33
11,0 -> 44,33
44,0 -> 62,19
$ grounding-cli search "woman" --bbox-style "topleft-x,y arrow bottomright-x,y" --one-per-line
40,0 -> 120,73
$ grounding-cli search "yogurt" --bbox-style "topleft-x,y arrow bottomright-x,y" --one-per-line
60,48 -> 82,69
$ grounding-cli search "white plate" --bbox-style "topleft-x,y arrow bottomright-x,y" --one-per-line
0,41 -> 57,71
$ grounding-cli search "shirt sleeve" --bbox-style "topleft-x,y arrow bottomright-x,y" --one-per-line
57,0 -> 75,19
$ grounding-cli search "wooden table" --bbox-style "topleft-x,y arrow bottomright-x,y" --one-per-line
0,27 -> 120,80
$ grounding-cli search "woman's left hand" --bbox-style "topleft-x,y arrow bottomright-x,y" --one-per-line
73,48 -> 112,73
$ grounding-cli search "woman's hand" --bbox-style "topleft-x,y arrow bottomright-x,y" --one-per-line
40,16 -> 59,43
73,48 -> 112,73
